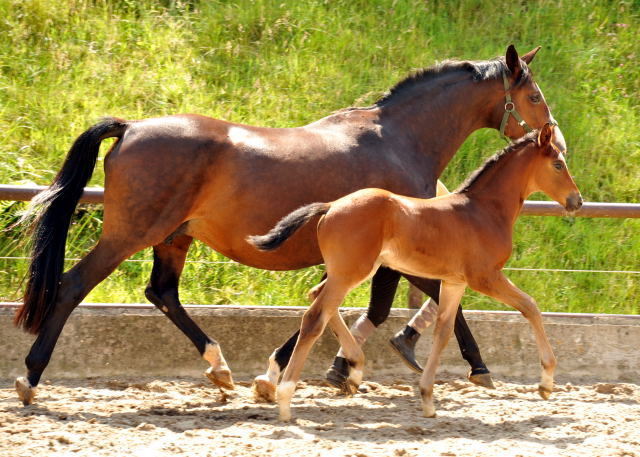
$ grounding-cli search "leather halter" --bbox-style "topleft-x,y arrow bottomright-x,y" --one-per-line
499,69 -> 557,142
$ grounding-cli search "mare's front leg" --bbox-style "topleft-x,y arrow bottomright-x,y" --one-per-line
472,273 -> 556,399
145,234 -> 233,390
419,281 -> 466,417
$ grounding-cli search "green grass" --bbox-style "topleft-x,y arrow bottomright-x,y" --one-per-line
0,0 -> 638,314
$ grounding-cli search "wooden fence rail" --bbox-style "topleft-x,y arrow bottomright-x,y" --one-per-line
1,184 -> 639,218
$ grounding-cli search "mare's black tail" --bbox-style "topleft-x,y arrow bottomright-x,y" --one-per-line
15,118 -> 128,334
248,202 -> 331,251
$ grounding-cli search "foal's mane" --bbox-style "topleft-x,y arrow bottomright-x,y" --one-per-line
455,131 -> 539,193
375,56 -> 532,106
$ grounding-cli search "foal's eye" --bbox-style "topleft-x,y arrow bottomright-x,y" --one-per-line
529,94 -> 542,104
553,161 -> 564,171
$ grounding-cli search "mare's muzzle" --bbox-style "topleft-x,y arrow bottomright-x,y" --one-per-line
565,192 -> 583,213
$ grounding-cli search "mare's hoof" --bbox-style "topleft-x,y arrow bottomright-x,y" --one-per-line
468,370 -> 495,390
538,385 -> 553,400
325,357 -> 356,395
388,330 -> 423,373
15,377 -> 36,406
205,367 -> 235,390
252,375 -> 276,403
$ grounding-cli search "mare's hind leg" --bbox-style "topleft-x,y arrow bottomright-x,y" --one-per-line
16,239 -> 137,405
144,234 -> 233,390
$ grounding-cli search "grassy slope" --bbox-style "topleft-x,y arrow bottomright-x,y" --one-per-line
0,0 -> 638,313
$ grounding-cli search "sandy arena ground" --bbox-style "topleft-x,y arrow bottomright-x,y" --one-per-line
1,375 -> 638,457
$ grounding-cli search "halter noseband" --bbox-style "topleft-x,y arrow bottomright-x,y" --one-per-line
499,69 -> 557,142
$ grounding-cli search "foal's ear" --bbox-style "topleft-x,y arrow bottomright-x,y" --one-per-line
505,44 -> 522,79
521,46 -> 542,65
537,123 -> 553,148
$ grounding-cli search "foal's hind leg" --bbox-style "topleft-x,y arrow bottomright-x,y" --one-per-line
325,267 -> 400,391
144,234 -> 233,390
472,273 -> 556,399
277,278 -> 352,421
16,239 -> 138,405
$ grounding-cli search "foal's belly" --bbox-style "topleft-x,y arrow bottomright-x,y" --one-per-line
378,245 -> 465,284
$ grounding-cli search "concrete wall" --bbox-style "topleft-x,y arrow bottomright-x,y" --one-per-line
1,303 -> 639,383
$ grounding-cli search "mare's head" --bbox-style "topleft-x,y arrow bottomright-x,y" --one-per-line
493,45 -> 566,152
528,123 -> 582,212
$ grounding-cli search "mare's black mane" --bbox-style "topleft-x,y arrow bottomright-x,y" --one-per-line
375,56 -> 531,106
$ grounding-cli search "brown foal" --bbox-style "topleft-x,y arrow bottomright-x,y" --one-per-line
250,123 -> 582,421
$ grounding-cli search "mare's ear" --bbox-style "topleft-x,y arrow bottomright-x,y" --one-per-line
505,44 -> 523,79
521,46 -> 541,65
537,123 -> 553,148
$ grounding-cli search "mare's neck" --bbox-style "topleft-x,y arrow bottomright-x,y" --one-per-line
379,72 -> 502,178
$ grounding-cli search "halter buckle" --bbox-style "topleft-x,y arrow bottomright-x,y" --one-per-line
504,101 -> 515,113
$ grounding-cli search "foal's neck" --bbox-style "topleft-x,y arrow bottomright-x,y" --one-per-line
463,147 -> 537,227
380,72 -> 502,178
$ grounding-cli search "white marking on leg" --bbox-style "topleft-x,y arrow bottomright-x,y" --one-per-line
540,370 -> 554,392
203,342 -> 229,372
337,315 -> 375,357
422,398 -> 436,418
408,298 -> 438,334
349,368 -> 363,387
252,350 -> 280,402
277,381 -> 297,421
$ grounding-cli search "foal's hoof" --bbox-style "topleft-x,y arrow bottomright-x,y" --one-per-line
325,357 -> 356,395
538,384 -> 553,400
252,375 -> 276,403
15,377 -> 36,406
205,367 -> 235,390
468,369 -> 495,390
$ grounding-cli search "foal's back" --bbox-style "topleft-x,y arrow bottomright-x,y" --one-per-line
318,188 -> 511,285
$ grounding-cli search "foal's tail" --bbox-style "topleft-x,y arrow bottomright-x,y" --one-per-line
14,118 -> 128,334
248,202 -> 331,251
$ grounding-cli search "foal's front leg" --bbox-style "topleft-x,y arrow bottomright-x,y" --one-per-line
419,281 -> 466,417
473,273 -> 556,398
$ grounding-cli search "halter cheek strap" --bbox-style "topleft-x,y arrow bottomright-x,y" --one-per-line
499,70 -> 534,142
499,70 -> 560,143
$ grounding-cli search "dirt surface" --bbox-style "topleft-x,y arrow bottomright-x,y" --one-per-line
1,375 -> 639,457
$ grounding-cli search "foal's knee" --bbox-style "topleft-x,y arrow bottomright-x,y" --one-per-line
300,310 -> 326,340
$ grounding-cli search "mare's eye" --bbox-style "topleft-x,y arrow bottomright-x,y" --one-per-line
553,161 -> 564,171
529,94 -> 542,104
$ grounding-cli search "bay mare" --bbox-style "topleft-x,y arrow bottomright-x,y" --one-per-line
14,45 -> 561,407
250,124 -> 582,421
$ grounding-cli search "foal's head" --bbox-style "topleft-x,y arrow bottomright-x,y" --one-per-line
529,123 -> 582,212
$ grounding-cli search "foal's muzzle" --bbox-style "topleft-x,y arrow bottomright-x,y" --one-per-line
565,192 -> 583,213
